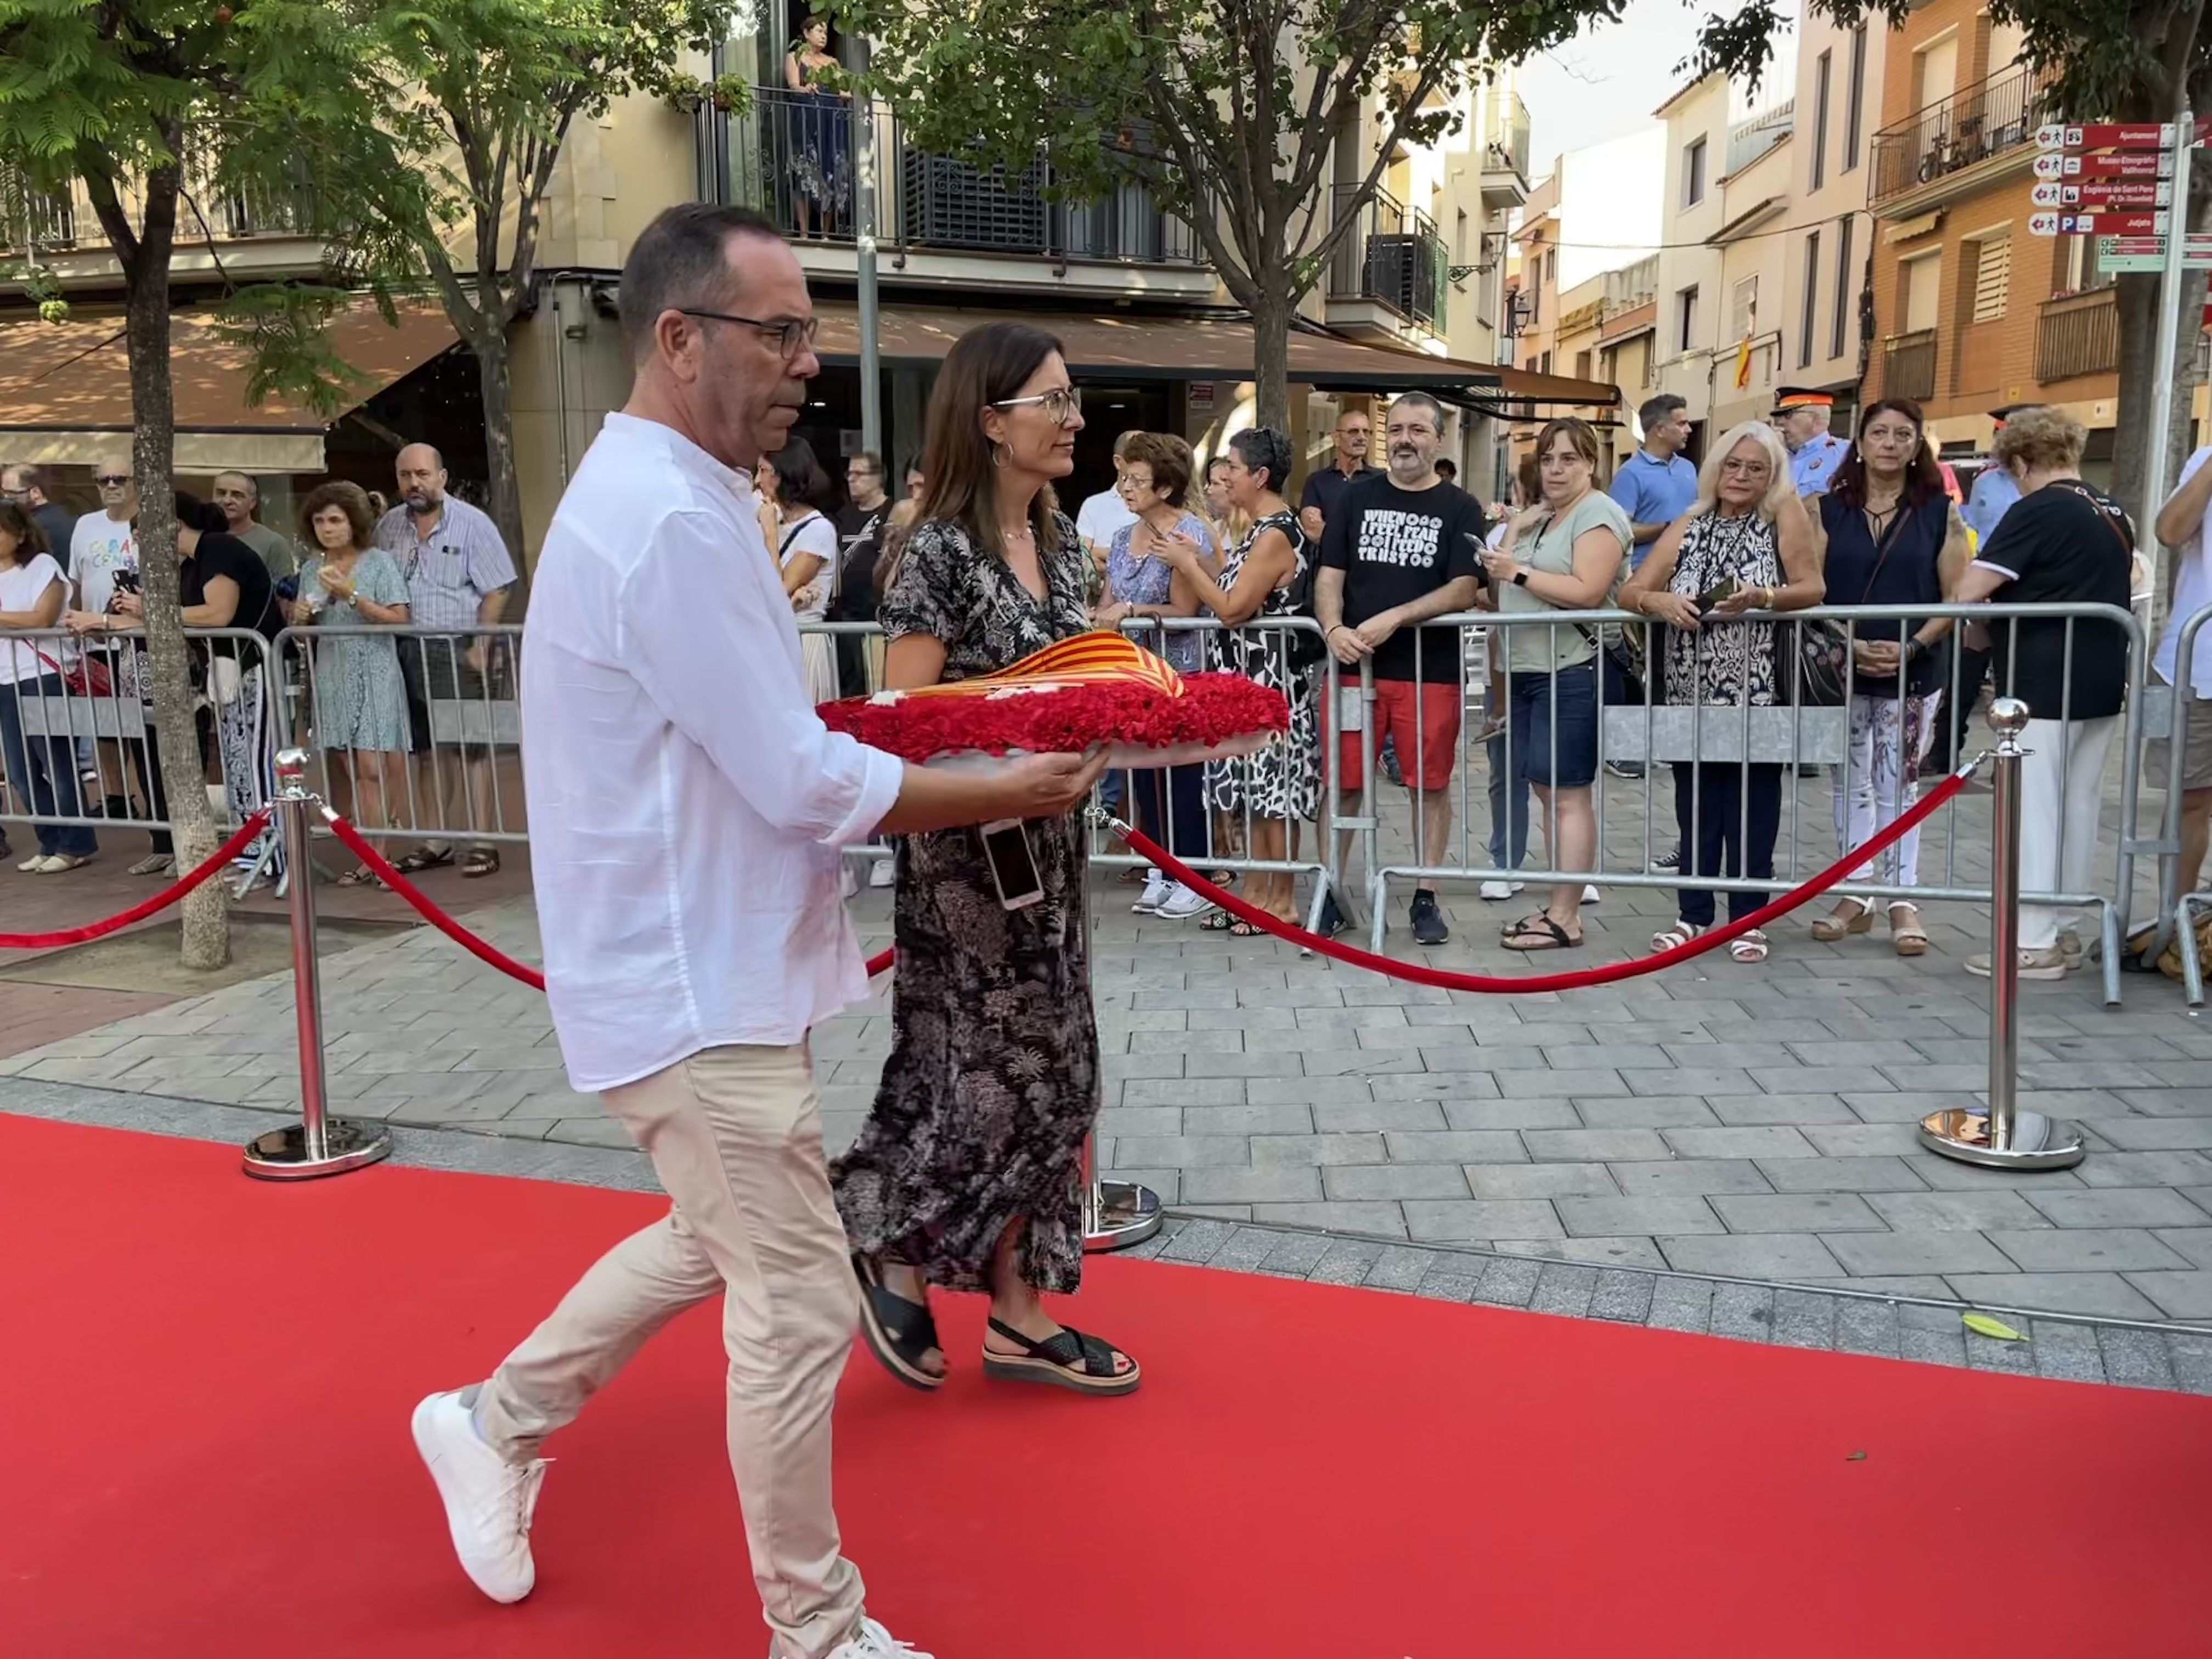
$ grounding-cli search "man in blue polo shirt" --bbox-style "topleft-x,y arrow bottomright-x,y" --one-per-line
1775,386 -> 1848,495
1606,393 -> 1698,571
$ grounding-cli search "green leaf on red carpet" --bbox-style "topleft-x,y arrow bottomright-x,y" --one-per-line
1962,1313 -> 2026,1342
1846,1450 -> 1867,1461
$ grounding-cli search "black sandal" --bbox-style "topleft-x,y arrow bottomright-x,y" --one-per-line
853,1255 -> 944,1392
1199,910 -> 1236,932
461,845 -> 500,878
1500,913 -> 1583,952
392,847 -> 454,875
981,1316 -> 1141,1396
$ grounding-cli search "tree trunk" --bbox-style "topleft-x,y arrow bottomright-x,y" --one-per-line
1250,280 -> 1295,434
123,168 -> 229,970
472,317 -> 529,605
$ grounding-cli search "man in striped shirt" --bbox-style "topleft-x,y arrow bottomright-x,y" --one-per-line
375,444 -> 518,879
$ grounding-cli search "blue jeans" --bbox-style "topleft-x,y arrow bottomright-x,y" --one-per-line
1486,727 -> 1528,871
1,674 -> 97,857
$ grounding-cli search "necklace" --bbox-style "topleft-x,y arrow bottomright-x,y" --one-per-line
1000,522 -> 1033,541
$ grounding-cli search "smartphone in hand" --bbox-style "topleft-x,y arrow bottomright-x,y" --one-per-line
1697,576 -> 1739,616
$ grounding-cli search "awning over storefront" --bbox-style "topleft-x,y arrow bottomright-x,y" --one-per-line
809,302 -> 1618,410
0,301 -> 460,473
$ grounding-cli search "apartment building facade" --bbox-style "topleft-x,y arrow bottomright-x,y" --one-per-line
1861,0 -> 2117,469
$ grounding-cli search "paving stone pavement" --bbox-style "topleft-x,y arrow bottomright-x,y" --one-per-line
5,1074 -> 2209,1397
7,766 -> 2212,1323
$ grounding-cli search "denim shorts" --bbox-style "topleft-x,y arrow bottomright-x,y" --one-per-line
1508,659 -> 1599,789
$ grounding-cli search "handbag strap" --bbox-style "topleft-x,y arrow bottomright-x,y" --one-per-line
1856,499 -> 1916,604
2047,477 -> 2135,557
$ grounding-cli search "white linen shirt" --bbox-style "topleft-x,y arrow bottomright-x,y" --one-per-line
522,412 -> 904,1092
2156,447 -> 2212,698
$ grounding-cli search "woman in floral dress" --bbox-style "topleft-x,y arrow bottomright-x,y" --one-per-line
832,321 -> 1139,1398
1158,426 -> 1318,931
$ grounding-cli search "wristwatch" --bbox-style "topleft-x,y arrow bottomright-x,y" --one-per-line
1511,570 -> 1530,586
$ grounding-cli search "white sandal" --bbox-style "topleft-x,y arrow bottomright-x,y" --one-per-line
1651,920 -> 1708,953
1730,928 -> 1770,964
1888,901 -> 1929,958
1810,895 -> 1875,942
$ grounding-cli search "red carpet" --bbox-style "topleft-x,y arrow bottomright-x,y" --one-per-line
3,1114 -> 2209,1659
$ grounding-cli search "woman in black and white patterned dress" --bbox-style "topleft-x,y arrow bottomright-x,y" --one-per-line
1620,420 -> 1822,964
1158,428 -> 1319,933
832,322 -> 1139,1400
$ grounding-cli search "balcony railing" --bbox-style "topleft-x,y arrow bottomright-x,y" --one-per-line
0,160 -> 313,257
704,87 -> 1199,266
1482,91 -> 1531,182
1726,99 -> 1794,176
1871,63 -> 2051,207
2035,286 -> 2119,382
1327,185 -> 1448,330
1883,328 -> 1938,400
0,168 -> 77,252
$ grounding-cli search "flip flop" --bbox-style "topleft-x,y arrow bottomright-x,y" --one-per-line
1500,914 -> 1583,952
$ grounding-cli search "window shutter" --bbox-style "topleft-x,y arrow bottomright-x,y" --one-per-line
1972,239 -> 2010,323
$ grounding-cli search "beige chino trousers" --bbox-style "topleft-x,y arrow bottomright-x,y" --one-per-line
478,1042 -> 867,1659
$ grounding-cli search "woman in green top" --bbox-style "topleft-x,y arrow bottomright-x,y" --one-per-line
1481,417 -> 1632,951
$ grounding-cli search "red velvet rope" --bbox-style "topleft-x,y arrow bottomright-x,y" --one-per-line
0,810 -> 273,951
323,810 -> 896,989
1119,765 -> 1974,995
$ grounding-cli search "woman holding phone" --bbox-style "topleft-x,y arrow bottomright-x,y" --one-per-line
831,322 -> 1139,1400
1620,421 -> 1822,962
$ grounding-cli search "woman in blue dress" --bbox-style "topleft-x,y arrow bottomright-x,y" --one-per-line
784,16 -> 850,239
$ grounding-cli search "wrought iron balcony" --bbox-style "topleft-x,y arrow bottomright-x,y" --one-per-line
2035,287 -> 2119,382
703,87 -> 1199,265
1327,185 -> 1448,331
1870,63 -> 2051,209
1883,328 -> 1938,400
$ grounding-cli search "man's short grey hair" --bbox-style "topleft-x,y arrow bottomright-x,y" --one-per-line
618,202 -> 787,362
1386,391 -> 1447,433
1111,431 -> 1139,461
1638,393 -> 1688,437
213,470 -> 258,502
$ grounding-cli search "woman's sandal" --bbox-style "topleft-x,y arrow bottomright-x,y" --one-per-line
1501,914 -> 1583,952
980,1316 -> 1141,1396
1651,920 -> 1708,953
462,846 -> 501,878
1810,896 -> 1875,942
392,847 -> 454,875
1888,902 -> 1929,958
1199,910 -> 1236,932
335,864 -> 385,889
1730,928 -> 1770,964
852,1255 -> 945,1392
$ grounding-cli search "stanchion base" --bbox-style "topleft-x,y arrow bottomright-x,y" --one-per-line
242,1119 -> 393,1181
1918,1108 -> 2086,1171
1083,1179 -> 1164,1252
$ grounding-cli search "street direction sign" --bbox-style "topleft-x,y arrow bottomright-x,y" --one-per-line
2029,209 -> 2170,235
2038,117 -> 2212,150
2032,179 -> 2172,207
2096,234 -> 2212,272
2035,149 -> 2176,180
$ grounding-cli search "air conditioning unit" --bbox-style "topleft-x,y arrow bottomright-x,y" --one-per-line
900,151 -> 1047,252
1363,233 -> 1441,323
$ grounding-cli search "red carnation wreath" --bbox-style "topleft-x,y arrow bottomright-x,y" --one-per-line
817,633 -> 1290,769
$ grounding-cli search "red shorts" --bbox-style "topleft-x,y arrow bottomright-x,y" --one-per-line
1330,679 -> 1462,793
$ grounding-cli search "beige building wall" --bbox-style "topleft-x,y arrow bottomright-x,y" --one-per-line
1709,131 -> 1794,433
1653,76 -> 1731,435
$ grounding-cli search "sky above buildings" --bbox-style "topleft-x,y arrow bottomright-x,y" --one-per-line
1517,1 -> 1799,168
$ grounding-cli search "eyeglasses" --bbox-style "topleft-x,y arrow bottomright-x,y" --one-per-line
96,475 -> 131,487
1719,459 -> 1772,476
677,309 -> 820,360
991,387 -> 1082,427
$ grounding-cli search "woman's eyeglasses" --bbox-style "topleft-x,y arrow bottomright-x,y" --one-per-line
1719,459 -> 1771,477
677,309 -> 820,360
991,387 -> 1083,426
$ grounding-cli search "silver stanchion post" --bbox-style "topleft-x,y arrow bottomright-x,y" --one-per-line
1920,698 -> 2085,1171
1081,1132 -> 1162,1252
242,748 -> 393,1181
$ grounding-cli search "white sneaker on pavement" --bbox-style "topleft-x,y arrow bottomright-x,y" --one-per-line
817,1618 -> 936,1658
1131,870 -> 1168,914
411,1389 -> 548,1605
1154,881 -> 1216,921
16,853 -> 43,873
868,859 -> 895,889
1479,879 -> 1522,901
1582,885 -> 1601,904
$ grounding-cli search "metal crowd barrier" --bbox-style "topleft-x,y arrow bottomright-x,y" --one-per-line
1354,600 -> 2145,1004
2141,601 -> 2212,1000
0,625 -> 278,889
270,622 -> 528,852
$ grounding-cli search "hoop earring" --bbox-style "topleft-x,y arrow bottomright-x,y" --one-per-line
991,441 -> 1013,469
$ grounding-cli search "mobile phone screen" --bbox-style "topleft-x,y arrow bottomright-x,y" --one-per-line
981,820 -> 1043,908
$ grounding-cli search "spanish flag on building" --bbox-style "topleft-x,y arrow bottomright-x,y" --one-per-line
1733,333 -> 1753,391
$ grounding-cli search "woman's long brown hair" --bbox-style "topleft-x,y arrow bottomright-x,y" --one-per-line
916,321 -> 1066,560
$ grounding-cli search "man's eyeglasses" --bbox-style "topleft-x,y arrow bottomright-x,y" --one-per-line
991,387 -> 1082,427
677,309 -> 820,360
96,475 -> 131,487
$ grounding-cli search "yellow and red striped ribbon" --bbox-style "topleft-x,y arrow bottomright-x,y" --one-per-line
896,629 -> 1187,699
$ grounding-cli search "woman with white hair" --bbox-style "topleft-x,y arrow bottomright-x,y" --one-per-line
1620,420 -> 1824,963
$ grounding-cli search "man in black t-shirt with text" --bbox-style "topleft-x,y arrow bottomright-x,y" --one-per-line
1315,390 -> 1486,945
1956,408 -> 2132,981
830,450 -> 890,702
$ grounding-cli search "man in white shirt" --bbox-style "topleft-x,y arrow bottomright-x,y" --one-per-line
408,205 -> 1101,1659
1074,429 -> 1139,577
2154,447 -> 2212,894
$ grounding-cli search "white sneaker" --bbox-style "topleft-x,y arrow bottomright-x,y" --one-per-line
819,1618 -> 936,1658
34,854 -> 89,873
411,1389 -> 549,1605
16,854 -> 43,873
1479,879 -> 1523,901
868,859 -> 895,888
1131,870 -> 1168,914
1154,881 -> 1217,921
1582,885 -> 1601,904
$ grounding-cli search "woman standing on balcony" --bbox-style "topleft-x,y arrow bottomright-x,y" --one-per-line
1807,398 -> 1970,956
785,15 -> 850,240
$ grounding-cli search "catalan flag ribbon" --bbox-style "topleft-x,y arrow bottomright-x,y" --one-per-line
895,630 -> 1188,699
